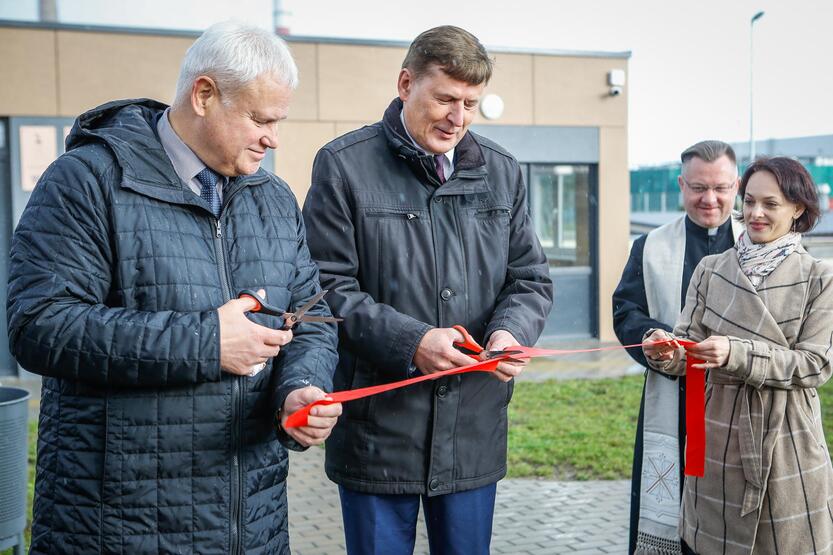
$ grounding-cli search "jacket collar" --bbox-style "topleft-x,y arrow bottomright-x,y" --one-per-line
381,98 -> 487,175
707,247 -> 810,347
66,98 -> 269,207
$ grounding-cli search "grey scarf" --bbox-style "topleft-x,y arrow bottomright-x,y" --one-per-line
735,230 -> 802,288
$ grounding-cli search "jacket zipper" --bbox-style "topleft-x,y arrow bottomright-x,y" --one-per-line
214,217 -> 244,555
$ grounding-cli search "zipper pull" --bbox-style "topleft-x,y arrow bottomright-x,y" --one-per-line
216,220 -> 222,238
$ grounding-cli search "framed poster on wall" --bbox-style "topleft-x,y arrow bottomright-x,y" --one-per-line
19,125 -> 57,192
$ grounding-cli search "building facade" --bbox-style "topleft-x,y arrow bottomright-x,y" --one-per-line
0,21 -> 631,376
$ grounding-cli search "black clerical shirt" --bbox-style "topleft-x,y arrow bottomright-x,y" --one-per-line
612,215 -> 735,368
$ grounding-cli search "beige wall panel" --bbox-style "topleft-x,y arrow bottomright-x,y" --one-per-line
0,28 -> 58,115
334,121 -> 374,137
57,31 -> 191,115
534,56 -> 627,127
476,53 -> 533,126
274,121 -> 337,204
287,42 -> 318,121
318,44 -> 404,122
597,125 -> 630,341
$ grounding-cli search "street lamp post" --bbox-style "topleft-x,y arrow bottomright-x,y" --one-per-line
749,10 -> 765,163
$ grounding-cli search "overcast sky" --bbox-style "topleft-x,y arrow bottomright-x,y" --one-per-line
4,0 -> 832,167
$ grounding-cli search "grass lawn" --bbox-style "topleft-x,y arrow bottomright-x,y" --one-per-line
8,375 -> 833,551
508,375 -> 644,480
508,375 -> 833,481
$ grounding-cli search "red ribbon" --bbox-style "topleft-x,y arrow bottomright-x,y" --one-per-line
284,338 -> 709,477
684,351 -> 706,478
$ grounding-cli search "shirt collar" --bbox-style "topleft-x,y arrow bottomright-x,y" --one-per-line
685,214 -> 733,237
399,109 -> 454,166
157,108 -> 218,187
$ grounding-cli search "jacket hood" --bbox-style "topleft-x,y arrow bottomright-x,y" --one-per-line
66,98 -> 270,195
67,98 -> 180,189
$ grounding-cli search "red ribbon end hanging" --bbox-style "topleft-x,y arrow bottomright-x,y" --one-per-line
685,356 -> 706,478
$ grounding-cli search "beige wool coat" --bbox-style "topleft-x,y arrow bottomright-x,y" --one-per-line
648,245 -> 833,554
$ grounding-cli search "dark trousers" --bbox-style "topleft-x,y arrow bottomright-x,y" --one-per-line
338,483 -> 497,555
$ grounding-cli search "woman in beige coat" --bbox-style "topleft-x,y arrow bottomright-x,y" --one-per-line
644,157 -> 833,554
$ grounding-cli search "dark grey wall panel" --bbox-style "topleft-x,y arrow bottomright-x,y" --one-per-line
541,267 -> 593,339
470,125 -> 599,164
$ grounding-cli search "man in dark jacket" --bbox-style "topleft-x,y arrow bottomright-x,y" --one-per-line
303,25 -> 553,555
6,22 -> 341,555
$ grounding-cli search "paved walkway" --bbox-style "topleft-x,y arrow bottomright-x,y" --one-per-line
287,447 -> 630,554
5,338 -> 641,554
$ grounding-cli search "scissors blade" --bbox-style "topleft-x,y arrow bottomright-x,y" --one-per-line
298,315 -> 343,324
292,289 -> 329,319
483,349 -> 524,359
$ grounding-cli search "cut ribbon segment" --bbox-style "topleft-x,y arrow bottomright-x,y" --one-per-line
284,358 -> 502,428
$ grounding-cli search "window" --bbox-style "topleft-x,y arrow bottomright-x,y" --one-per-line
529,164 -> 592,267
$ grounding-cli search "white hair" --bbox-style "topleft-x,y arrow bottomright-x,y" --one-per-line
174,21 -> 298,106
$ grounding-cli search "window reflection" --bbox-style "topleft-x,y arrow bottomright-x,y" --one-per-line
529,164 -> 591,267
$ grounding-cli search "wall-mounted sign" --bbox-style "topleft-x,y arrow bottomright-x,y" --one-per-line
19,125 -> 57,192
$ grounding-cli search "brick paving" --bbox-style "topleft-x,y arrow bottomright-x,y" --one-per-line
287,447 -> 630,554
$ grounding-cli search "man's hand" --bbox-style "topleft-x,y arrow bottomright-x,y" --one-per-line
486,330 -> 526,382
218,288 -> 293,376
686,335 -> 730,370
280,386 -> 342,447
413,328 -> 477,375
642,329 -> 680,362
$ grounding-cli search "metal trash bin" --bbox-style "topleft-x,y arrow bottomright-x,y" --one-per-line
0,387 -> 31,555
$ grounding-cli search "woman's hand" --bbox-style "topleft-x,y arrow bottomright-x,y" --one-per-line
686,336 -> 730,370
643,329 -> 680,362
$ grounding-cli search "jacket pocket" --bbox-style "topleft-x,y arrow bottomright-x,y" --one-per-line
474,207 -> 511,219
345,358 -> 377,423
362,208 -> 433,312
795,388 -> 824,445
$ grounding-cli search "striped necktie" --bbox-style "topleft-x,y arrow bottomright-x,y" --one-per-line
434,154 -> 446,184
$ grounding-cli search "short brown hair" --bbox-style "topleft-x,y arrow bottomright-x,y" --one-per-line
680,140 -> 737,166
738,157 -> 820,233
402,26 -> 493,85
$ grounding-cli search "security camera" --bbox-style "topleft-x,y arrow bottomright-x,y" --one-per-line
607,69 -> 625,97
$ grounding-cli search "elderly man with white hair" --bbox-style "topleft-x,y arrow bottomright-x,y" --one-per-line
7,21 -> 340,554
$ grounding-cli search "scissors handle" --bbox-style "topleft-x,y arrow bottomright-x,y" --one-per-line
452,325 -> 484,359
237,289 -> 284,317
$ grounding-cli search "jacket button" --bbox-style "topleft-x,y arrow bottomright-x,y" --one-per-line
434,197 -> 442,203
440,288 -> 454,301
429,479 -> 439,491
437,385 -> 448,398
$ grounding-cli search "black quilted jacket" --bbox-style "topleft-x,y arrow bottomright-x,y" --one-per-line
6,99 -> 338,554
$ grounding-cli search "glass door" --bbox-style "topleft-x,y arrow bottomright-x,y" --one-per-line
528,163 -> 597,338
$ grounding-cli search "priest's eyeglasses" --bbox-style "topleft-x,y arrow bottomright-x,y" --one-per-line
682,179 -> 736,195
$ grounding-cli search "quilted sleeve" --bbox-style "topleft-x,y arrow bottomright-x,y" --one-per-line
7,151 -> 222,387
272,201 -> 339,419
